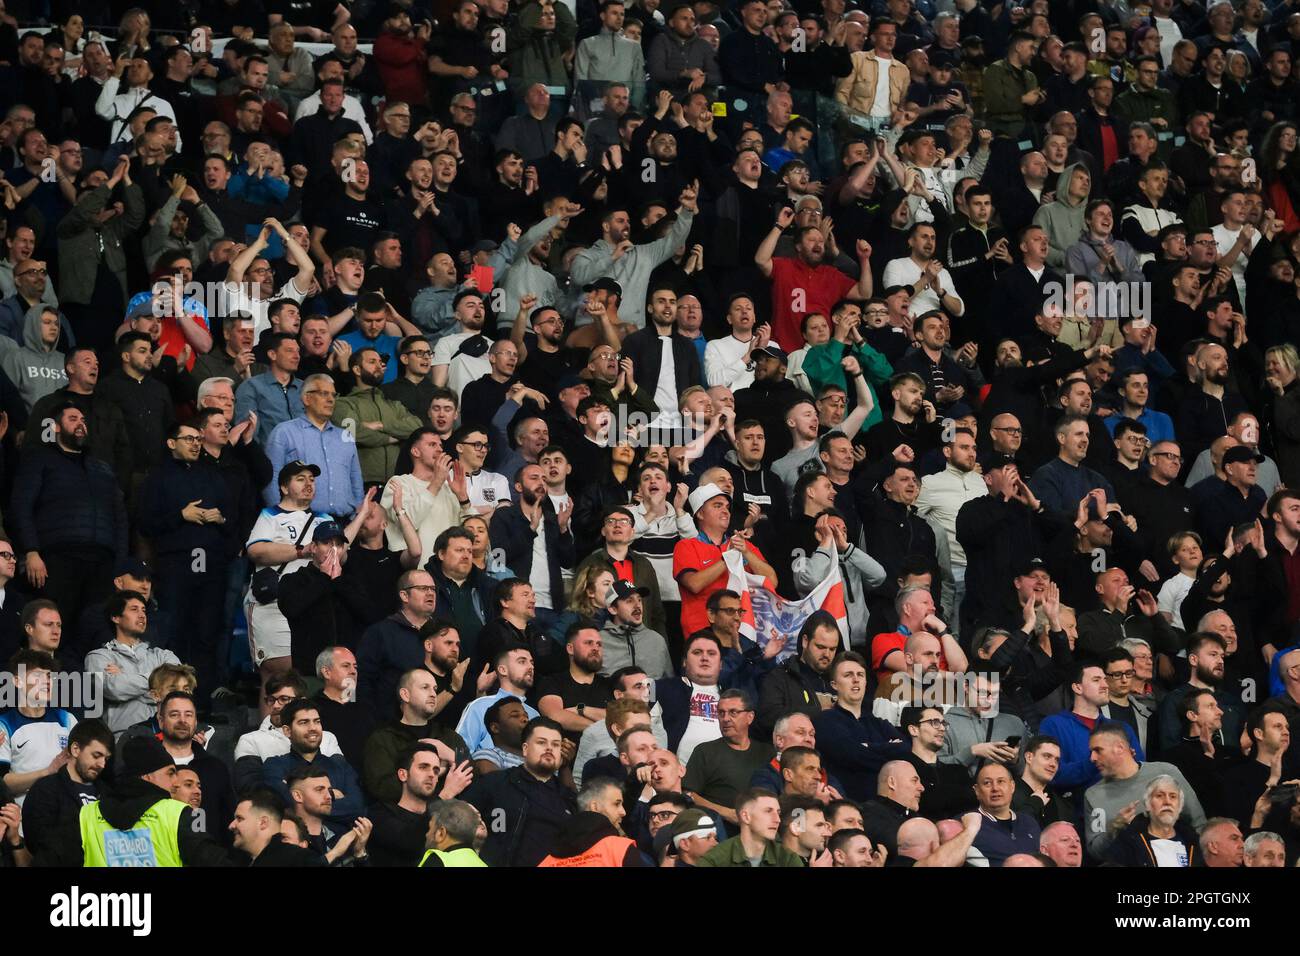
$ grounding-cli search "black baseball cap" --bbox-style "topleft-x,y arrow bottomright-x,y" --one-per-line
1222,445 -> 1264,465
312,519 -> 347,543
277,459 -> 321,487
582,277 -> 624,297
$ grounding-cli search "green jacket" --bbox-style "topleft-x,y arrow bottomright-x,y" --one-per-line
57,183 -> 145,305
800,338 -> 892,431
1113,88 -> 1179,157
332,386 -> 423,484
508,0 -> 577,94
696,835 -> 803,867
981,59 -> 1038,137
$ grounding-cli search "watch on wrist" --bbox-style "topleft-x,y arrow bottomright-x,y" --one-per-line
577,703 -> 586,717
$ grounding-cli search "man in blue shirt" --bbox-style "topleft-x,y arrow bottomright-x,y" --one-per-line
1030,414 -> 1116,526
263,373 -> 363,518
235,331 -> 304,445
1103,368 -> 1175,444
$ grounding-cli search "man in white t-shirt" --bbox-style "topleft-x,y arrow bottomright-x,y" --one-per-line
1211,190 -> 1260,310
222,217 -> 316,339
244,460 -> 336,696
431,290 -> 492,398
659,631 -> 723,765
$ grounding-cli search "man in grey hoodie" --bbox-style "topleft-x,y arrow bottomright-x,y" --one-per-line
1033,162 -> 1091,269
0,304 -> 68,412
599,579 -> 674,679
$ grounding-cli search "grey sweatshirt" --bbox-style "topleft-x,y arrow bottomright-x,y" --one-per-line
1083,760 -> 1206,857
938,707 -> 1027,773
569,211 -> 694,329
598,620 -> 676,680
0,303 -> 67,411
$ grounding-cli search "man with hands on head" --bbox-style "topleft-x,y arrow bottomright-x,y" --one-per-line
224,217 -> 315,339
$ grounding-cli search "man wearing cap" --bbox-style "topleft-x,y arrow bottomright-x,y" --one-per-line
1195,444 -> 1269,546
263,371 -> 363,517
80,735 -> 233,866
277,519 -> 372,675
663,806 -> 719,865
245,460 -> 335,696
137,422 -> 233,706
599,579 -> 674,679
673,484 -> 776,639
331,346 -> 423,485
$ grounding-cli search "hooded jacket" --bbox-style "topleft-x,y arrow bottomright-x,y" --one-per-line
598,618 -> 675,680
536,811 -> 645,867
84,776 -> 233,867
1032,163 -> 1090,268
0,303 -> 66,411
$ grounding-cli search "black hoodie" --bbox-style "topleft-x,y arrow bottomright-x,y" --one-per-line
94,777 -> 235,867
541,811 -> 647,867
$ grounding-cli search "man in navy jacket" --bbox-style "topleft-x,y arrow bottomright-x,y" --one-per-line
813,651 -> 911,801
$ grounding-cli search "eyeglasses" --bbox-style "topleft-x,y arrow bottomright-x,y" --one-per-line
920,718 -> 947,728
714,606 -> 743,616
1152,452 -> 1182,462
604,517 -> 633,526
458,440 -> 490,451
992,426 -> 1022,434
17,268 -> 46,277
718,708 -> 752,718
1105,669 -> 1136,679
403,584 -> 437,593
452,103 -> 477,113
0,552 -> 15,560
404,349 -> 433,358
267,694 -> 297,705
174,435 -> 202,444
649,810 -> 678,821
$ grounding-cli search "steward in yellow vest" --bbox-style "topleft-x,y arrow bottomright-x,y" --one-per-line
80,736 -> 234,867
418,798 -> 488,867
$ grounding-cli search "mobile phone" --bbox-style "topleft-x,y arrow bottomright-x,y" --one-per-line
1005,735 -> 1021,749
1269,783 -> 1299,804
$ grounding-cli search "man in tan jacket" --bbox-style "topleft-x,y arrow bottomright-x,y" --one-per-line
835,19 -> 911,124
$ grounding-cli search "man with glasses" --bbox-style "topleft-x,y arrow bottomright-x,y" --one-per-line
223,217 -> 316,341
1101,647 -> 1153,753
263,373 -> 362,519
901,706 -> 977,819
331,347 -> 422,485
356,570 -> 443,718
448,424 -> 509,515
0,257 -> 68,346
382,335 -> 437,419
1101,418 -> 1150,506
137,422 -> 232,707
682,688 -> 775,827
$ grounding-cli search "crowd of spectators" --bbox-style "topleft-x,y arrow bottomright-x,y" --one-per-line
1,0 -> 1300,868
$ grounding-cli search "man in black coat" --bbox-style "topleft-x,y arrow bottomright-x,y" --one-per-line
136,422 -> 233,709
986,225 -> 1066,362
622,280 -> 703,431
955,453 -> 1045,638
22,719 -> 113,867
9,402 -> 127,646
278,521 -> 375,676
463,716 -> 575,867
489,464 -> 576,640
755,612 -> 838,741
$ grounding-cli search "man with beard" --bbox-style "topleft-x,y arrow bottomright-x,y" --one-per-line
155,691 -> 235,840
262,699 -> 365,828
902,705 -> 978,819
482,149 -> 542,244
757,207 -> 875,353
24,351 -> 130,486
456,646 -> 543,754
369,744 -> 444,866
332,347 -> 422,485
756,613 -> 840,739
536,625 -> 615,744
432,291 -> 492,398
23,719 -> 113,866
570,190 -> 698,335
1154,632 -> 1245,756
1176,342 -> 1249,471
916,427 -> 985,635
863,373 -> 942,465
464,716 -> 575,866
473,697 -> 532,775
513,304 -> 586,401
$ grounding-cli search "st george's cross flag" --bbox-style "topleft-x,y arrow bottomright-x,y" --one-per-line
720,546 -> 850,661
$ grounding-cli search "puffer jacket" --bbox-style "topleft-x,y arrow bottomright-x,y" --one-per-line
10,444 -> 127,558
